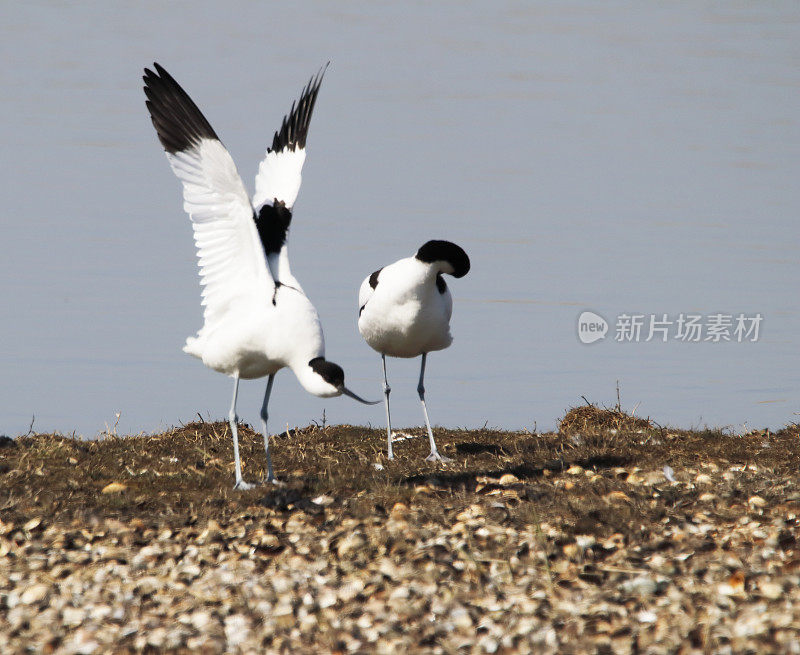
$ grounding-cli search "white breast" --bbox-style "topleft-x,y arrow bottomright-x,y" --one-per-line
185,286 -> 324,379
358,258 -> 453,358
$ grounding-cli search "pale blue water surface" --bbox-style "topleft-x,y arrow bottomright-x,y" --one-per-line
1,2 -> 798,437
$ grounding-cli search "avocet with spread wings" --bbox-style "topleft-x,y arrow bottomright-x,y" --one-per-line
143,62 -> 376,489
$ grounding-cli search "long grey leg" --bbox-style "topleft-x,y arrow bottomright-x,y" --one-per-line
261,374 -> 277,482
229,375 -> 254,490
417,353 -> 451,462
382,355 -> 394,460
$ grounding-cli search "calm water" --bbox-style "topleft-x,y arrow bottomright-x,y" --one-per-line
1,2 -> 798,438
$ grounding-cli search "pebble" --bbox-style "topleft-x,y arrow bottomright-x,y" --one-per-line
759,581 -> 783,600
24,517 -> 42,531
224,615 -> 250,648
1,430 -> 799,654
450,606 -> 473,629
20,584 -> 49,605
62,607 -> 86,627
337,531 -> 366,558
604,491 -> 631,504
620,575 -> 656,596
318,590 -> 338,609
626,471 -> 644,484
390,502 -> 408,518
637,610 -> 657,624
101,482 -> 127,494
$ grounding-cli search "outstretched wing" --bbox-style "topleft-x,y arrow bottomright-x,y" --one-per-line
252,64 -> 327,286
143,63 -> 272,331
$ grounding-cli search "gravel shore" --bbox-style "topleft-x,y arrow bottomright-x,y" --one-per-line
1,408 -> 798,653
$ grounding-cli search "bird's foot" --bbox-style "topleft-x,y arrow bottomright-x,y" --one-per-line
266,476 -> 285,487
234,479 -> 257,491
426,451 -> 453,463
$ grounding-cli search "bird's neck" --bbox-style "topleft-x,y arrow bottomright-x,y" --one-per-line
291,359 -> 336,398
268,249 -> 303,292
405,257 -> 440,282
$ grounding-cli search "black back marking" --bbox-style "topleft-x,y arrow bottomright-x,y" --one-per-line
436,273 -> 447,294
255,201 -> 293,256
309,357 -> 344,388
415,240 -> 470,278
270,63 -> 328,153
369,268 -> 382,290
360,268 -> 382,316
143,63 -> 220,154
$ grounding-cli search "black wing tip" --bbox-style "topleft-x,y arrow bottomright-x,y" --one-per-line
269,62 -> 329,154
142,62 -> 219,154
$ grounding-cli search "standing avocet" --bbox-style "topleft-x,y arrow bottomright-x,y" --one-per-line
357,241 -> 470,461
143,62 -> 377,489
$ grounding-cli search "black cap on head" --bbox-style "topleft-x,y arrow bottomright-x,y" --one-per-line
415,240 -> 470,278
308,357 -> 344,388
308,357 -> 381,405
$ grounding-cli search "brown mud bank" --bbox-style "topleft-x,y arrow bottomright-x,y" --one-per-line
1,408 -> 798,653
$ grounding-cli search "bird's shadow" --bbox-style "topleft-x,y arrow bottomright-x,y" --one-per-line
258,487 -> 324,515
402,453 -> 630,491
454,442 -> 509,456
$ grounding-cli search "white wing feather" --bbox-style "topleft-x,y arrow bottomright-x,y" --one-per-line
166,139 -> 272,330
252,148 -> 307,211
250,66 -> 327,286
252,147 -> 307,289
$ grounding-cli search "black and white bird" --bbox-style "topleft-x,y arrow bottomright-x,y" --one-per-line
358,241 -> 470,461
143,62 -> 377,489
